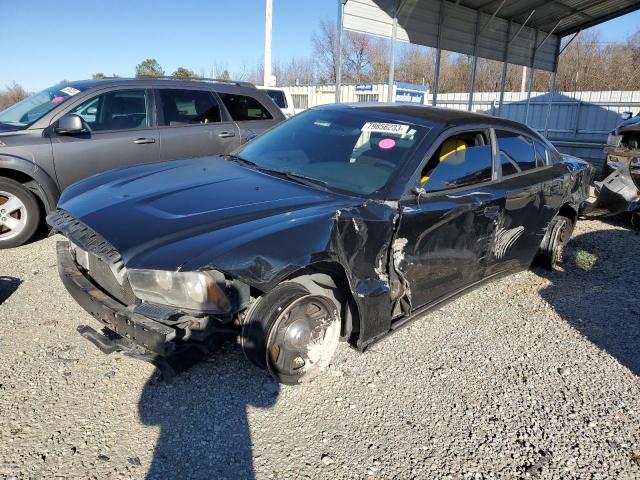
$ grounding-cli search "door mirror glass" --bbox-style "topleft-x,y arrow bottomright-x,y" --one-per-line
56,114 -> 85,134
622,111 -> 633,121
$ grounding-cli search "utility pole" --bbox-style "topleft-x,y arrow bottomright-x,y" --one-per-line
520,65 -> 527,93
263,0 -> 273,87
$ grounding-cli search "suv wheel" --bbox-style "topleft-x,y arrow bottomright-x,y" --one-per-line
241,282 -> 341,384
0,178 -> 41,249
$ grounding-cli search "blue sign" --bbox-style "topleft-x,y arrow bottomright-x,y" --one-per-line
355,83 -> 373,91
395,89 -> 424,104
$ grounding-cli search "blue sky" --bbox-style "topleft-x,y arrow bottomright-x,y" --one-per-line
2,0 -> 639,92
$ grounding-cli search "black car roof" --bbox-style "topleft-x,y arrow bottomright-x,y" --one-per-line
314,102 -> 532,133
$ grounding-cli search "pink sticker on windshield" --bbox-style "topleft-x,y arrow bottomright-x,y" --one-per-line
378,138 -> 396,150
52,96 -> 64,103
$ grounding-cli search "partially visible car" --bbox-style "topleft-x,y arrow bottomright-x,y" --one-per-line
257,86 -> 296,117
0,77 -> 284,248
49,104 -> 594,384
603,110 -> 640,179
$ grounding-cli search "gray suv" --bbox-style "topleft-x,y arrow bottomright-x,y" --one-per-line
0,77 -> 284,248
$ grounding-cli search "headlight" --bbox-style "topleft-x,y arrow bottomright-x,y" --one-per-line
128,269 -> 232,313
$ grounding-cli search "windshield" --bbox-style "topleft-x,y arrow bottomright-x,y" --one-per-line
0,83 -> 85,128
235,108 -> 428,197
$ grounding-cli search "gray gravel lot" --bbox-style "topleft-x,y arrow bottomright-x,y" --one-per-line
1,219 -> 639,479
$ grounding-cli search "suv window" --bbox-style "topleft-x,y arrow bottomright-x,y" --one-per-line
69,89 -> 149,132
265,89 -> 287,109
421,131 -> 493,192
219,93 -> 273,121
496,130 -> 536,175
159,89 -> 221,126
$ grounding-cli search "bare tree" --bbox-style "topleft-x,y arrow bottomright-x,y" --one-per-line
0,82 -> 28,111
312,17 -> 341,83
274,57 -> 317,85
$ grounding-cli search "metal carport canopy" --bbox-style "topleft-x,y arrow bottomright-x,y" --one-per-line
343,0 -> 640,72
338,0 -> 640,115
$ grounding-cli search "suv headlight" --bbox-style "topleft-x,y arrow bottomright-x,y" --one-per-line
128,269 -> 232,313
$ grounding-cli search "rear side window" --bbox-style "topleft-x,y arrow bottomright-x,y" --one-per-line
534,141 -> 548,167
421,131 -> 493,192
159,89 -> 221,126
265,89 -> 287,109
69,89 -> 149,132
219,93 -> 273,121
496,130 -> 536,175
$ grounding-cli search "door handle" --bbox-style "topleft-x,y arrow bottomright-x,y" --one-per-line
133,138 -> 156,144
218,131 -> 236,138
483,205 -> 501,219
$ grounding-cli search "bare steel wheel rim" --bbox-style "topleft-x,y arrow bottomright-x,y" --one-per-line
266,294 -> 340,381
0,191 -> 27,241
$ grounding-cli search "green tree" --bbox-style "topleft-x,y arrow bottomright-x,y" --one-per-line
92,72 -> 105,79
171,67 -> 197,79
135,58 -> 165,77
219,69 -> 231,81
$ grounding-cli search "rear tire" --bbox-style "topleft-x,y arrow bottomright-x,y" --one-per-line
241,282 -> 341,385
0,178 -> 40,249
535,214 -> 574,271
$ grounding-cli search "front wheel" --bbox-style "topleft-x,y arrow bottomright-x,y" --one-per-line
241,282 -> 341,384
0,178 -> 41,249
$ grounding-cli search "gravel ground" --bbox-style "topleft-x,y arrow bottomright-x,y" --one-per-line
1,218 -> 639,479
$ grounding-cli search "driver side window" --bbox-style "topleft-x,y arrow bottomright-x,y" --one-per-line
420,131 -> 493,192
68,89 -> 149,132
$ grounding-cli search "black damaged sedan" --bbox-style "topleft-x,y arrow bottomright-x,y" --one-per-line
48,104 -> 594,384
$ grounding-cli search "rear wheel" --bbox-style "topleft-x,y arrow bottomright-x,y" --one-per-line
241,282 -> 341,384
0,178 -> 40,249
535,214 -> 574,270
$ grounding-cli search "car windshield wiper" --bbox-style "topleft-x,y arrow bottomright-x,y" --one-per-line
261,169 -> 330,190
225,154 -> 258,168
226,156 -> 329,190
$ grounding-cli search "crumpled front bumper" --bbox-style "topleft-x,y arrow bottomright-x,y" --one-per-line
580,160 -> 640,218
56,241 -> 177,356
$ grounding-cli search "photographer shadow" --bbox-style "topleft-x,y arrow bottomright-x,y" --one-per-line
537,223 -> 640,376
139,340 -> 279,480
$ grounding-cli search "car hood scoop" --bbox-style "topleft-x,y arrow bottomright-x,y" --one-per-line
57,156 -> 343,268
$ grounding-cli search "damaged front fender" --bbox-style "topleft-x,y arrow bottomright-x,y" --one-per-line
580,160 -> 640,219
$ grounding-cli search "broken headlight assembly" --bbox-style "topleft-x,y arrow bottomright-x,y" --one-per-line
127,269 -> 232,314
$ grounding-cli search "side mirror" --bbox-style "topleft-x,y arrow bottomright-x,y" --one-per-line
621,111 -> 633,121
56,114 -> 85,134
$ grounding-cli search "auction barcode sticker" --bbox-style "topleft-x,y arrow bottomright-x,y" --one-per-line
361,122 -> 409,135
60,86 -> 81,96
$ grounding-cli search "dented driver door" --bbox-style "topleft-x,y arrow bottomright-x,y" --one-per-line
392,186 -> 503,312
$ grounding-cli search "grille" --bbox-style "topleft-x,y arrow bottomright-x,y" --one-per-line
47,209 -> 121,264
49,210 -> 137,305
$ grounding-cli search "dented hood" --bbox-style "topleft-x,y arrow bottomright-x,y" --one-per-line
56,156 -> 356,270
